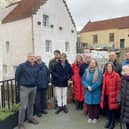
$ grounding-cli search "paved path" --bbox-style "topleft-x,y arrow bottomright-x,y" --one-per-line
15,104 -> 125,129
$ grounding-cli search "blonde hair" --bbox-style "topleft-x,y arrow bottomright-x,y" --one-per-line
122,65 -> 129,75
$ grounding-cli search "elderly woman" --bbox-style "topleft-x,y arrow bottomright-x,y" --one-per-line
82,59 -> 102,123
118,65 -> 129,129
72,54 -> 84,110
101,62 -> 121,129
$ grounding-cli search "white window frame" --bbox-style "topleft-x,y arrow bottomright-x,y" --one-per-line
65,42 -> 70,52
45,40 -> 52,53
5,41 -> 10,53
43,14 -> 49,27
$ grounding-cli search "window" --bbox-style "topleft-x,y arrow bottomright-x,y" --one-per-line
45,40 -> 52,53
120,39 -> 125,48
5,41 -> 10,53
93,34 -> 98,44
109,33 -> 114,42
43,14 -> 49,26
65,42 -> 70,52
3,64 -> 7,74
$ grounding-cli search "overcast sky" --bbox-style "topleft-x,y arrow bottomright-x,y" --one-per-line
66,0 -> 129,31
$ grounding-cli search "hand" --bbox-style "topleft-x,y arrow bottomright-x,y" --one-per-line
88,86 -> 92,92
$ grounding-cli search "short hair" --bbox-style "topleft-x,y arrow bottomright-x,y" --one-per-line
27,52 -> 35,56
61,53 -> 67,58
54,50 -> 61,54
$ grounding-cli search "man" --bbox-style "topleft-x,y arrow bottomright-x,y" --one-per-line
35,56 -> 50,117
53,53 -> 72,114
15,52 -> 39,129
122,52 -> 129,66
108,52 -> 122,76
49,50 -> 61,108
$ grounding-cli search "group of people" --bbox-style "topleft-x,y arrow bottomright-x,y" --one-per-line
72,51 -> 129,129
15,50 -> 129,129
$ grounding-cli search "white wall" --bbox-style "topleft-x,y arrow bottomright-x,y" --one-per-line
33,0 -> 77,65
0,18 -> 33,79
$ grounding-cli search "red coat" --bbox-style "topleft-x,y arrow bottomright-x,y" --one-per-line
100,71 -> 121,110
72,63 -> 84,102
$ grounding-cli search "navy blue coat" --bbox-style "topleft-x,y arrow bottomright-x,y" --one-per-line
52,60 -> 72,87
37,62 -> 50,89
15,61 -> 39,87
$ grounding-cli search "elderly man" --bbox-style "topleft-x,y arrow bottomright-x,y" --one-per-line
15,52 -> 39,129
108,51 -> 122,76
122,52 -> 129,66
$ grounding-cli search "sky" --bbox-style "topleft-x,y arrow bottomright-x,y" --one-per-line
66,0 -> 129,31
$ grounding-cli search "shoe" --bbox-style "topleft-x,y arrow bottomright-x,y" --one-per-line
63,106 -> 68,113
41,110 -> 48,114
104,120 -> 111,128
18,124 -> 25,129
108,121 -> 115,129
55,107 -> 62,114
88,118 -> 92,123
76,102 -> 80,110
36,113 -> 42,117
28,118 -> 39,124
92,119 -> 97,123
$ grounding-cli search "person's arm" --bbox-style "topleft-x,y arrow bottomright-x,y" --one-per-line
91,70 -> 102,91
82,72 -> 89,88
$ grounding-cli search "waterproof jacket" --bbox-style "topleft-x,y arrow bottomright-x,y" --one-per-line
72,63 -> 84,102
15,61 -> 39,87
52,60 -> 72,87
101,71 -> 121,110
122,60 -> 129,66
82,69 -> 102,104
118,76 -> 129,124
37,62 -> 50,88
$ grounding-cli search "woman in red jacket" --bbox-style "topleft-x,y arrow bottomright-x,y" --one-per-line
72,55 -> 84,110
101,62 -> 121,129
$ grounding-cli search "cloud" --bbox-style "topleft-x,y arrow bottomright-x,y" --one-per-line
66,0 -> 129,31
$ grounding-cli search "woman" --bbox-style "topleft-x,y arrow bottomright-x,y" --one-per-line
72,55 -> 84,110
101,62 -> 121,129
35,56 -> 50,117
82,59 -> 102,123
118,65 -> 129,129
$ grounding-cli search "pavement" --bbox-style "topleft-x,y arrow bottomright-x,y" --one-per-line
15,104 -> 126,129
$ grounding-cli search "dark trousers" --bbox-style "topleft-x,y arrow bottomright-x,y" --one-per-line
35,88 -> 47,114
87,104 -> 100,119
105,96 -> 115,125
126,123 -> 129,129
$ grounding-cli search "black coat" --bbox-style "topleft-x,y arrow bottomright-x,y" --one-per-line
119,77 -> 129,124
52,60 -> 72,87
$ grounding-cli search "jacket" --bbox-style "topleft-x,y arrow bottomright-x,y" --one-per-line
37,62 -> 50,88
100,71 -> 121,110
15,61 -> 39,87
52,60 -> 72,87
82,69 -> 102,104
72,63 -> 84,102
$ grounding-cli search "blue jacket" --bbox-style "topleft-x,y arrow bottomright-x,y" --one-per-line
52,60 -> 72,87
82,69 -> 102,104
15,61 -> 39,87
122,60 -> 129,66
37,62 -> 50,88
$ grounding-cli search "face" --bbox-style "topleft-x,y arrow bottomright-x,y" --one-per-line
60,55 -> 66,63
123,66 -> 129,75
54,52 -> 60,60
126,52 -> 129,60
107,64 -> 113,72
76,55 -> 82,63
109,52 -> 116,61
85,54 -> 91,63
27,54 -> 35,63
89,59 -> 97,68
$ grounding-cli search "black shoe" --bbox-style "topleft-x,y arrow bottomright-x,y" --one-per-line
76,102 -> 80,110
63,106 -> 68,113
55,107 -> 62,114
36,113 -> 42,117
41,110 -> 48,114
108,121 -> 115,129
79,102 -> 84,110
104,120 -> 111,128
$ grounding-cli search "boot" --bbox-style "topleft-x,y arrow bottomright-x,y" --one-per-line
76,102 -> 80,110
108,120 -> 115,129
80,102 -> 84,110
104,120 -> 111,128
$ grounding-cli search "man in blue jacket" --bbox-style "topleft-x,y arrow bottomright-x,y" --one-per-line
15,52 -> 39,129
35,56 -> 50,117
53,53 -> 72,114
122,52 -> 129,66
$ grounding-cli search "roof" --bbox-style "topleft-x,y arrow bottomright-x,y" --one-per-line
81,16 -> 129,33
1,0 -> 76,27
